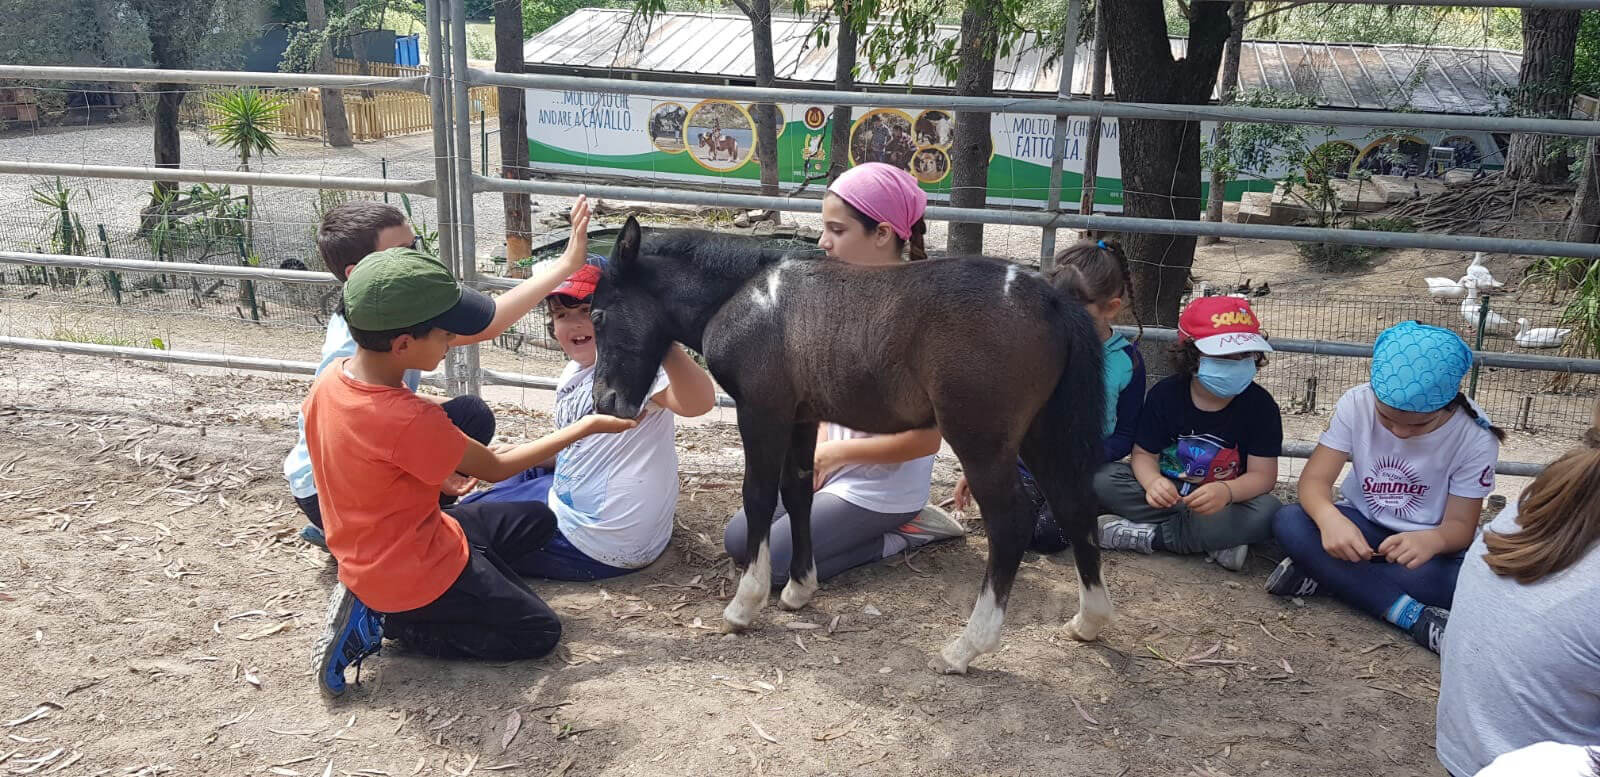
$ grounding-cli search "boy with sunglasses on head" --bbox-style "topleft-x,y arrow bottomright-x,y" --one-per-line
283,197 -> 594,547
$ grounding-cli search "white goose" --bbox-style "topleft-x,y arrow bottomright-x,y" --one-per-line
1461,279 -> 1513,333
1514,318 -> 1572,349
1425,275 -> 1471,300
1465,252 -> 1504,289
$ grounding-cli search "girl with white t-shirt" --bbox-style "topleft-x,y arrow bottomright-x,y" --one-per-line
1269,321 -> 1503,652
722,163 -> 965,585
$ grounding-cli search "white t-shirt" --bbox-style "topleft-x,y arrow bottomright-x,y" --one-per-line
1320,384 -> 1499,533
816,423 -> 934,515
1437,505 -> 1600,777
548,361 -> 676,569
1473,742 -> 1600,777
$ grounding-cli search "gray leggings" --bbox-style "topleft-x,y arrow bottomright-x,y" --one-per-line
723,493 -> 919,587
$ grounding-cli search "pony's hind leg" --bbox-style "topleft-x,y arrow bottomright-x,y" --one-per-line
1021,424 -> 1114,642
723,409 -> 791,633
932,452 -> 1029,675
778,422 -> 820,611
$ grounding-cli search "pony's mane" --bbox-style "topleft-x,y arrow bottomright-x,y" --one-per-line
639,227 -> 800,279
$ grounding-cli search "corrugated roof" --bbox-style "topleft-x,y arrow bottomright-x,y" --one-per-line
524,8 -> 1523,114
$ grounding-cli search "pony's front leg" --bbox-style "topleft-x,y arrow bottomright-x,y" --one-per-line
778,422 -> 819,611
723,408 -> 790,633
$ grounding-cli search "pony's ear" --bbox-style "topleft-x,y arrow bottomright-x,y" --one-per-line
613,216 -> 642,271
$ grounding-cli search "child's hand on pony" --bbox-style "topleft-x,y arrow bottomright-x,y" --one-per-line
579,413 -> 638,436
557,195 -> 592,273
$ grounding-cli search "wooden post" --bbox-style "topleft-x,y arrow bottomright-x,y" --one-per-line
1470,295 -> 1490,399
1517,395 -> 1534,431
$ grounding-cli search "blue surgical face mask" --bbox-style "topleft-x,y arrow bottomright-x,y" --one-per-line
1196,355 -> 1258,398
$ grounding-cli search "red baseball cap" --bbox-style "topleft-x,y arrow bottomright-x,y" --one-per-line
549,262 -> 601,301
1179,295 -> 1273,356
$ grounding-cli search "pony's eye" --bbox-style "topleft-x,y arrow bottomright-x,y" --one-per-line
590,310 -> 604,326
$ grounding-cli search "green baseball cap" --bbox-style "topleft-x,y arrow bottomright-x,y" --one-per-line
342,247 -> 494,335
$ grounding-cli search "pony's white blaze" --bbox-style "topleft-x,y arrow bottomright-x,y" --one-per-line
1002,264 -> 1020,299
1066,580 -> 1114,641
723,539 -> 771,630
934,584 -> 1005,674
779,562 -> 818,610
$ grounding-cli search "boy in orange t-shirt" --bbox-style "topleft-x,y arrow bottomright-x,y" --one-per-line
306,247 -> 635,697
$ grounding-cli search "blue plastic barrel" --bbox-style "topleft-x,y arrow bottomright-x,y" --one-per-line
395,35 -> 420,67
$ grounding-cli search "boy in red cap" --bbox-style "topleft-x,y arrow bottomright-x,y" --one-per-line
456,257 -> 717,580
1093,295 -> 1284,572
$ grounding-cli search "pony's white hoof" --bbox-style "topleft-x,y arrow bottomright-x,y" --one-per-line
1064,613 -> 1107,642
721,601 -> 755,633
930,640 -> 975,675
777,572 -> 817,611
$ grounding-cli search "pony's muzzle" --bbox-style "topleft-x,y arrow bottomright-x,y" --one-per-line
594,386 -> 638,420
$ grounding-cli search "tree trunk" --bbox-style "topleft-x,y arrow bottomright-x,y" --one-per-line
1505,9 -> 1580,184
748,0 -> 781,200
152,88 -> 184,203
949,0 -> 998,255
306,0 -> 354,148
1078,0 -> 1106,216
495,0 -> 533,261
1201,1 -> 1246,243
827,5 -> 857,183
1103,0 -> 1232,331
1567,137 -> 1600,244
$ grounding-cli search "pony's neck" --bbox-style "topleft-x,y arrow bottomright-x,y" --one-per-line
671,245 -> 789,351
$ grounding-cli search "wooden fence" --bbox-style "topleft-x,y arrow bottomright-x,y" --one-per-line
183,61 -> 498,143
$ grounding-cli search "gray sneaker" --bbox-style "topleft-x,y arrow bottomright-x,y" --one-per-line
896,504 -> 966,550
1097,515 -> 1155,554
1206,544 -> 1249,572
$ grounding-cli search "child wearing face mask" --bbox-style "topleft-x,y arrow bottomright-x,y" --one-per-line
1093,296 -> 1283,572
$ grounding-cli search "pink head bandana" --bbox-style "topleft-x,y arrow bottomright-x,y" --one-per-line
827,162 -> 927,240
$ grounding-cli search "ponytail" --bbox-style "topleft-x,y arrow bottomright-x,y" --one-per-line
1483,423 -> 1600,583
1449,392 -> 1506,442
907,218 -> 928,262
1050,237 -> 1141,340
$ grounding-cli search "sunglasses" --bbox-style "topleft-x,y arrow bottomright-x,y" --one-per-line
409,235 -> 423,250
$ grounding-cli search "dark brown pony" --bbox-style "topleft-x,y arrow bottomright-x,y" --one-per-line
589,217 -> 1110,673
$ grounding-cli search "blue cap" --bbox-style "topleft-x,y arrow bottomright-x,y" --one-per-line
1370,321 -> 1473,413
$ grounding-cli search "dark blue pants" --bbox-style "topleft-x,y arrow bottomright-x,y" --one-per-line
1271,502 -> 1464,619
297,395 -> 495,529
459,466 -> 635,582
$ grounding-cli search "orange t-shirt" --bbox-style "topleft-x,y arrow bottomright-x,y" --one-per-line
302,361 -> 470,613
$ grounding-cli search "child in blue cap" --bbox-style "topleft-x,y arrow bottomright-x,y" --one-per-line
1269,321 -> 1504,653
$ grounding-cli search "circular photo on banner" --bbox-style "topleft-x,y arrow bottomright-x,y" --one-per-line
746,104 -> 785,139
849,108 -> 917,170
684,100 -> 755,172
914,109 -> 954,148
911,146 -> 950,184
1355,134 -> 1430,177
648,102 -> 688,154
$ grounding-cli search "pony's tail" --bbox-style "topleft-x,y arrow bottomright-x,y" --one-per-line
1050,301 -> 1106,585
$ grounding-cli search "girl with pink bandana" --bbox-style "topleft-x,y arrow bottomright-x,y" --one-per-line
722,163 -> 965,585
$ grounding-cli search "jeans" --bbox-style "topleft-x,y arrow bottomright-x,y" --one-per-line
1271,502 -> 1464,618
1092,462 -> 1280,553
381,499 -> 561,660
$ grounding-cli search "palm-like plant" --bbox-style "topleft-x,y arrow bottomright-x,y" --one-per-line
206,88 -> 286,172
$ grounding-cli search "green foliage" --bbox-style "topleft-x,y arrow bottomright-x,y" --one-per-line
1248,2 -> 1520,49
206,89 -> 287,169
1577,11 -> 1600,98
28,178 -> 90,257
398,194 -> 439,256
142,184 -> 251,260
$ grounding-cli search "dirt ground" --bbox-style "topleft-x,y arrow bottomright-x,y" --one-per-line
0,348 -> 1459,777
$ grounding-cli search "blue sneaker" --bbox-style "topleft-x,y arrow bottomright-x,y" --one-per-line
314,583 -> 384,697
300,523 -> 328,550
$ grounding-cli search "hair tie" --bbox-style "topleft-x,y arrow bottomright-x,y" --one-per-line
1096,239 -> 1108,250
1474,415 -> 1492,431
